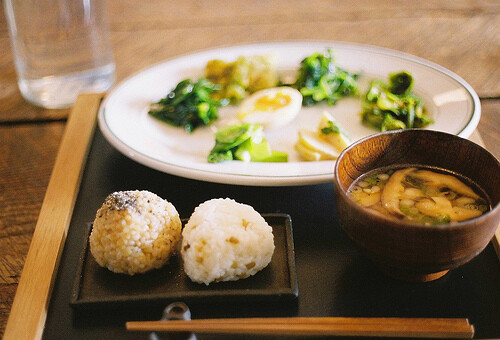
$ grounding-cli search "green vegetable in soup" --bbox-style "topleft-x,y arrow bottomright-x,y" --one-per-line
361,71 -> 433,131
149,78 -> 222,133
292,49 -> 359,106
208,124 -> 288,163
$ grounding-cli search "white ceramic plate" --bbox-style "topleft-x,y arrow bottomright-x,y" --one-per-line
98,41 -> 480,186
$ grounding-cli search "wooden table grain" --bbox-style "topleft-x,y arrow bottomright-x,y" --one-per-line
0,1 -> 499,338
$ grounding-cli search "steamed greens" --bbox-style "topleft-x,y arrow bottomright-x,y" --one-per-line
208,124 -> 287,163
361,71 -> 433,131
292,49 -> 359,106
149,78 -> 221,133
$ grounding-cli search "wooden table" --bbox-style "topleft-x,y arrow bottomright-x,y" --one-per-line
0,1 -> 499,338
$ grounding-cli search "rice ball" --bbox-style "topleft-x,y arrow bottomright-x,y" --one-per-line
181,198 -> 275,285
89,190 -> 181,275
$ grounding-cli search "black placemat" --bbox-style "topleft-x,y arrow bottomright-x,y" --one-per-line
43,129 -> 500,339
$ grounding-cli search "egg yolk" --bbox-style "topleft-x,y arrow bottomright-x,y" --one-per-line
253,92 -> 292,112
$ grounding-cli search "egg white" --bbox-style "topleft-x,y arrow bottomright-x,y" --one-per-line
237,87 -> 302,129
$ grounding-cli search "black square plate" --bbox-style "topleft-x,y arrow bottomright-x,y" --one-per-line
70,213 -> 298,310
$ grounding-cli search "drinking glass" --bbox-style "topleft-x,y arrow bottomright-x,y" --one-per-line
4,0 -> 116,108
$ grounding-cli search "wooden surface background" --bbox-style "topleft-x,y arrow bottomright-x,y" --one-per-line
0,0 -> 499,337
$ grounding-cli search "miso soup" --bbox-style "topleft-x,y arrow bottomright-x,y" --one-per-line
347,166 -> 490,225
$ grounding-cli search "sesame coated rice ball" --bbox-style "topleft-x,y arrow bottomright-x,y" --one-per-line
181,198 -> 275,285
89,190 -> 181,275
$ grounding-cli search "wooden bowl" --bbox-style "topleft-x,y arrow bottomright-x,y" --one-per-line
333,129 -> 500,282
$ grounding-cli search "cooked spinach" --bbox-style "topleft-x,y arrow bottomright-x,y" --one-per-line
361,71 -> 433,131
292,49 -> 359,106
149,78 -> 222,133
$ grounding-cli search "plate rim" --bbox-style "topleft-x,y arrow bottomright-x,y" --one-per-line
98,40 -> 481,186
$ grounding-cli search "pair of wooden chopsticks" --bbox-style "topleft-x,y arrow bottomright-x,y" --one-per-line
126,317 -> 474,338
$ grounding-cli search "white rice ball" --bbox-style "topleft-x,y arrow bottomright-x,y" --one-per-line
89,190 -> 181,275
181,198 -> 275,285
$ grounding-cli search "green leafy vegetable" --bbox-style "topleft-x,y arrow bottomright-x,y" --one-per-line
149,78 -> 222,133
364,173 -> 381,186
361,71 -> 433,131
208,124 -> 287,163
389,71 -> 413,95
320,120 -> 341,135
292,49 -> 359,106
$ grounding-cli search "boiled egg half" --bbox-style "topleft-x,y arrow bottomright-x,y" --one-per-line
237,87 -> 302,129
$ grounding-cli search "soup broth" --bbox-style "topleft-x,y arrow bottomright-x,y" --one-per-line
347,166 -> 490,225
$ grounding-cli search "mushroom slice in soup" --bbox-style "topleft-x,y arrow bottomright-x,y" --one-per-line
401,187 -> 425,200
415,196 -> 483,222
348,166 -> 489,225
451,205 -> 484,221
415,196 -> 453,218
412,170 -> 480,200
381,167 -> 416,217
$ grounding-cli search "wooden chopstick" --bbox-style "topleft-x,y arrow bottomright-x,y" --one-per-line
126,317 -> 474,338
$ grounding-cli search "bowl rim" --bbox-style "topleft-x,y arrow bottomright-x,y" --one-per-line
333,129 -> 500,230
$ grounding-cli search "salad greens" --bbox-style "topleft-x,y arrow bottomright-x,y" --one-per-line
292,49 -> 359,106
361,71 -> 433,131
208,124 -> 287,163
149,78 -> 222,133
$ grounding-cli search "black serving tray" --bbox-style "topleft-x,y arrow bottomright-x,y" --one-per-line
70,214 -> 298,310
42,127 -> 500,340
